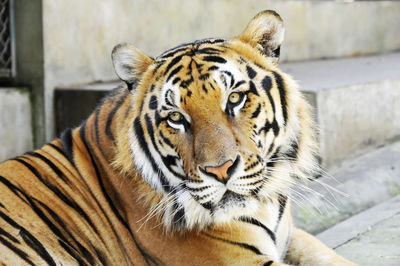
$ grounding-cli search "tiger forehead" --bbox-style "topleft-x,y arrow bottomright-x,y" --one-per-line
153,41 -> 240,81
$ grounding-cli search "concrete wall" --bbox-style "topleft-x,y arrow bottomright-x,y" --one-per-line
13,0 -> 45,147
41,0 -> 400,140
0,88 -> 33,162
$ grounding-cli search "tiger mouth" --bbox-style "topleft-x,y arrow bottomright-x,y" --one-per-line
197,190 -> 250,212
218,190 -> 246,208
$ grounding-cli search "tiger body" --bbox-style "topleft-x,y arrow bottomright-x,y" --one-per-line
0,11 -> 354,265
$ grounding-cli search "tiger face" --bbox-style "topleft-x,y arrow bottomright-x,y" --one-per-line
112,11 -> 317,231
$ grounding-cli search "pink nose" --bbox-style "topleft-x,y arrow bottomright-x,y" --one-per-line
205,160 -> 234,182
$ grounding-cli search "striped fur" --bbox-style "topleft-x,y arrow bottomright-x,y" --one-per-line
0,10 -> 354,265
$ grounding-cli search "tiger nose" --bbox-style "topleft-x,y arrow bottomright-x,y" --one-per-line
204,159 -> 235,183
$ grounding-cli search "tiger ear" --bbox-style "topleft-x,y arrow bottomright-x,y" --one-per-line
112,43 -> 154,89
239,10 -> 285,65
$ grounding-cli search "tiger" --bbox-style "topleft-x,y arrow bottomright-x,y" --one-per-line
0,10 -> 354,265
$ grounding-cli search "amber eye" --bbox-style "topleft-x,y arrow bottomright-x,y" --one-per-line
228,92 -> 242,104
168,112 -> 183,123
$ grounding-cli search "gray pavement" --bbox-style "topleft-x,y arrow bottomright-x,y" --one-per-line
317,195 -> 400,265
292,140 -> 400,234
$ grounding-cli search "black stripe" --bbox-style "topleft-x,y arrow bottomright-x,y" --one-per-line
262,76 -> 276,116
47,143 -> 67,157
134,117 -> 172,192
244,160 -> 260,172
93,246 -> 108,266
251,104 -> 261,119
202,84 -> 208,93
271,119 -> 280,136
25,151 -> 70,184
181,76 -> 194,89
264,261 -> 274,266
197,38 -> 225,44
149,95 -> 158,110
285,140 -> 299,160
60,128 -> 74,164
58,240 -> 90,266
0,178 -> 83,265
165,55 -> 184,76
159,130 -> 174,149
238,216 -> 276,244
154,111 -> 163,127
267,150 -> 279,169
272,72 -> 288,124
266,142 -> 275,156
0,175 -> 28,204
209,82 -> 216,91
11,195 -> 89,264
20,227 -> 57,266
246,65 -> 257,79
35,200 -> 94,265
167,65 -> 183,82
248,81 -> 259,96
200,202 -> 212,210
238,169 -> 264,180
144,114 -> 186,180
196,47 -> 222,54
208,65 -> 219,71
172,199 -> 186,229
160,47 -> 189,59
165,89 -> 175,107
13,158 -> 99,236
0,209 -> 56,265
276,194 -> 288,231
258,119 -> 279,136
0,226 -> 20,243
232,80 -> 246,90
124,102 -> 133,119
0,234 -> 35,265
94,105 -> 104,153
80,121 -> 130,231
172,77 -> 181,85
202,233 -> 262,255
105,93 -> 126,145
202,56 -> 227,64
222,70 -> 235,88
262,75 -> 272,92
187,185 -> 211,193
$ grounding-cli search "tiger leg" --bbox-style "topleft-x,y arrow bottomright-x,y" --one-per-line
284,228 -> 356,265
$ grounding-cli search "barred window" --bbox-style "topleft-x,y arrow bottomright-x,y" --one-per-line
0,0 -> 14,78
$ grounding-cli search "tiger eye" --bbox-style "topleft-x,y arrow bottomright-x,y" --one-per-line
169,112 -> 183,122
228,92 -> 241,104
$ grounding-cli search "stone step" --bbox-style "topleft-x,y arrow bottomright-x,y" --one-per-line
317,195 -> 400,265
291,140 -> 400,235
281,52 -> 400,168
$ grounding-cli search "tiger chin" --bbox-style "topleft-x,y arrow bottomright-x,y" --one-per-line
0,10 -> 355,266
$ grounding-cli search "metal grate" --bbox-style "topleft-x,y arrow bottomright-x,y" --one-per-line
0,0 -> 14,78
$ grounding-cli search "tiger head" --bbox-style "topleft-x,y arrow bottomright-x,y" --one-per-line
112,11 -> 319,231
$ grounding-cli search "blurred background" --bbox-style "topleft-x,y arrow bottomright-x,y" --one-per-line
0,0 -> 399,264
